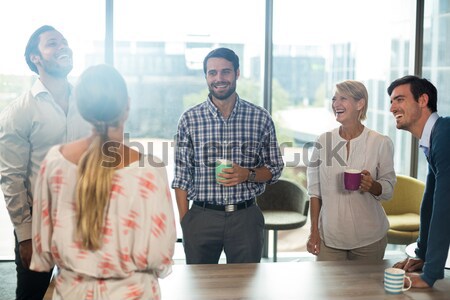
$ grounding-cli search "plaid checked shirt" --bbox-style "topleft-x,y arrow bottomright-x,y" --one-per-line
172,95 -> 284,205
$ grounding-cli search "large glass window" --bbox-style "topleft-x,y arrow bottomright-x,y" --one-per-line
114,0 -> 265,228
418,0 -> 450,181
114,0 -> 265,139
272,0 -> 416,186
1,0 -> 447,260
0,0 -> 104,259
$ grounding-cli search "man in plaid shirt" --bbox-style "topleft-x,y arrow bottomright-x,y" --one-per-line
172,47 -> 284,264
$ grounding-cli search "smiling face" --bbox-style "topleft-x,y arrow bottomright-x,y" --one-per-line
389,83 -> 428,138
332,91 -> 364,125
205,57 -> 239,101
30,30 -> 73,78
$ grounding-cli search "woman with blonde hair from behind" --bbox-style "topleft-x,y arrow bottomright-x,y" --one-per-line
30,64 -> 176,299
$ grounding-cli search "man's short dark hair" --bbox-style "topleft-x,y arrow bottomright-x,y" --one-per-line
203,47 -> 239,75
387,75 -> 437,113
24,25 -> 56,74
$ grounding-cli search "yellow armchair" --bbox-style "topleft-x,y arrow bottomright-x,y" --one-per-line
381,174 -> 425,245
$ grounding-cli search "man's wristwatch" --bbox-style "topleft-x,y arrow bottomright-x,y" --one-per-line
247,168 -> 256,182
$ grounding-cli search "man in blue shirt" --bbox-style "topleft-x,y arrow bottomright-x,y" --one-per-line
0,25 -> 90,299
172,47 -> 284,264
388,75 -> 450,288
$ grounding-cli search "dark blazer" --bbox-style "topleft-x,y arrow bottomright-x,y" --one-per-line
415,116 -> 450,286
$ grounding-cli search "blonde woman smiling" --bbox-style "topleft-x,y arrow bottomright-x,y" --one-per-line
307,80 -> 396,261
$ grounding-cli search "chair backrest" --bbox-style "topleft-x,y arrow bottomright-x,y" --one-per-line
256,179 -> 309,216
381,174 -> 425,215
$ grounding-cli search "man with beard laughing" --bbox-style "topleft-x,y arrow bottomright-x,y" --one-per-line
172,47 -> 284,264
0,25 -> 90,300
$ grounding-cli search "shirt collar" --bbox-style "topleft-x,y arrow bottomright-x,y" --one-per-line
206,94 -> 241,118
419,112 -> 439,149
30,78 -> 51,98
30,78 -> 73,101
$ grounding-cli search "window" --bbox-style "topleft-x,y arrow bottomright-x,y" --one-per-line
0,0 -> 104,259
418,0 -> 450,181
1,0 -> 447,260
114,0 -> 265,228
272,0 -> 416,186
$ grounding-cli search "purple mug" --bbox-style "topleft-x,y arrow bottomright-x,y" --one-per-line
344,169 -> 361,191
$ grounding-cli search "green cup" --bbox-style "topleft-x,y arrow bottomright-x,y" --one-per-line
216,159 -> 232,183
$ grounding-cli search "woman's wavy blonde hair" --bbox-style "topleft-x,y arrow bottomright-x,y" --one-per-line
74,64 -> 128,250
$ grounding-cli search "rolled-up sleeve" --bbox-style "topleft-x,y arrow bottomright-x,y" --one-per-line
0,105 -> 33,242
374,136 -> 396,201
171,117 -> 194,191
262,118 -> 284,184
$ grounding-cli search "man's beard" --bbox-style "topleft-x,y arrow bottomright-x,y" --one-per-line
40,57 -> 73,78
208,82 -> 236,100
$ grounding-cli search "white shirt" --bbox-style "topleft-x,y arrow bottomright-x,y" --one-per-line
307,127 -> 396,249
419,112 -> 439,156
0,79 -> 91,242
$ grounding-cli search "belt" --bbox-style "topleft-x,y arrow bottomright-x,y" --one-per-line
193,199 -> 255,212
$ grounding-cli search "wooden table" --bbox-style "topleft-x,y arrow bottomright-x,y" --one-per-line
159,260 -> 450,300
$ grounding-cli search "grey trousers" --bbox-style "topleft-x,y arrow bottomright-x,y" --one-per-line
181,203 -> 265,264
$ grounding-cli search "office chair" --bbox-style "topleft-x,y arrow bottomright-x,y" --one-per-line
257,178 -> 309,262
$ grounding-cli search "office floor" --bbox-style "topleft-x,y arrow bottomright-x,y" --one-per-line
0,261 -> 16,300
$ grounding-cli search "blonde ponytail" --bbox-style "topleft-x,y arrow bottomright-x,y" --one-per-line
73,64 -> 128,250
76,133 -> 116,250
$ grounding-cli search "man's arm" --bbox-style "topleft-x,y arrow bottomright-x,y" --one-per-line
217,164 -> 272,186
171,117 -> 194,221
250,166 -> 272,182
260,117 -> 285,184
0,105 -> 32,243
0,104 -> 33,269
419,122 -> 450,287
174,188 -> 189,221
